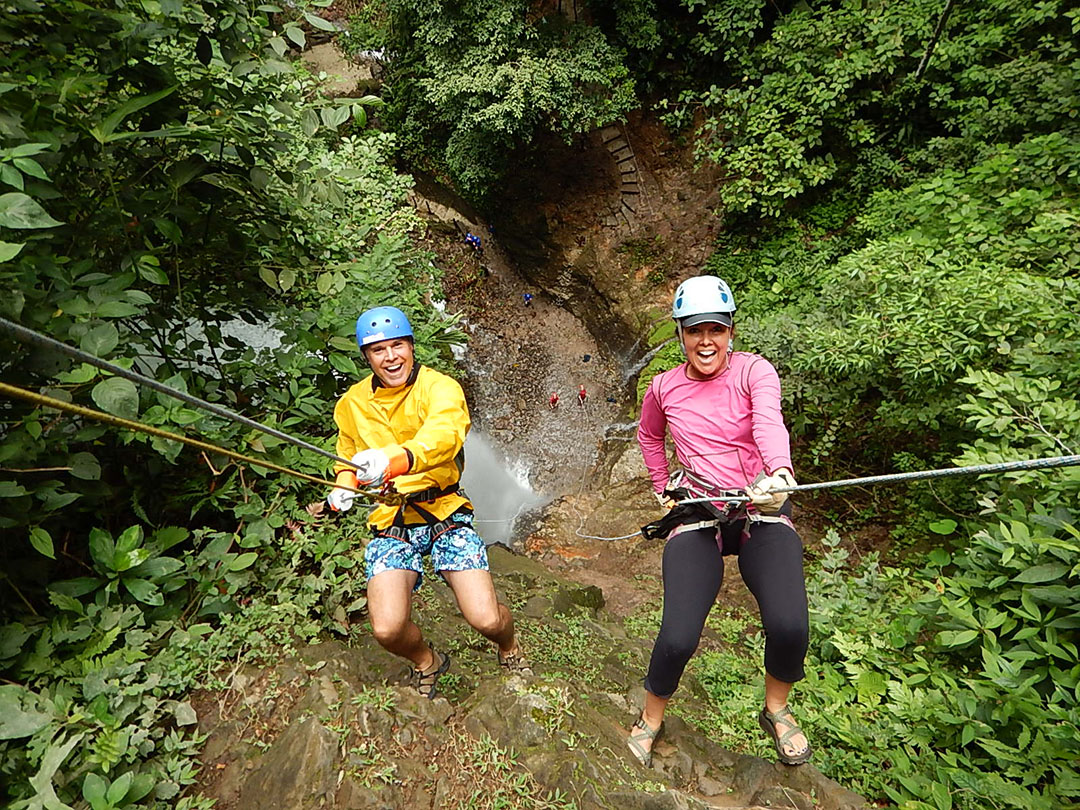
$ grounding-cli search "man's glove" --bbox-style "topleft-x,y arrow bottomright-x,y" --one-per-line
327,487 -> 356,512
350,448 -> 391,486
327,470 -> 358,512
747,468 -> 797,512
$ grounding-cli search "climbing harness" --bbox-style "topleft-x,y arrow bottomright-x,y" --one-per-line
0,381 -> 382,501
0,316 -> 364,473
386,482 -> 465,528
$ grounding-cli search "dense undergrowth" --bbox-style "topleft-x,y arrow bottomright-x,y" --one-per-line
2,1 -> 1078,809
623,2 -> 1080,808
0,1 -> 458,807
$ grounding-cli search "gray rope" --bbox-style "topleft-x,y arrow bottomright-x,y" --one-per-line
0,316 -> 360,471
675,454 -> 1080,506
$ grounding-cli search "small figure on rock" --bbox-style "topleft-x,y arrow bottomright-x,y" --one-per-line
578,385 -> 587,407
549,391 -> 560,410
464,232 -> 483,254
523,292 -> 533,307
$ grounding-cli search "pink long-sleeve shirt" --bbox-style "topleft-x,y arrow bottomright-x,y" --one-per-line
637,352 -> 792,494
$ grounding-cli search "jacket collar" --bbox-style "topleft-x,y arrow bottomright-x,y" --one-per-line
371,362 -> 420,392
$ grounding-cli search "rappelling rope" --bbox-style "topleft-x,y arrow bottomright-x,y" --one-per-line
0,316 -> 362,472
674,454 -> 1080,506
575,454 -> 1080,542
0,381 -> 380,501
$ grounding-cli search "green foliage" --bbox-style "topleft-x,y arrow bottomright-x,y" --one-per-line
0,0 -> 462,805
341,1 -> 390,57
650,0 -> 1079,216
382,0 -> 635,201
0,494 -> 377,808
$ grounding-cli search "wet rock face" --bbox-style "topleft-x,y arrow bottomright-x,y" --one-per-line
195,548 -> 865,810
487,132 -> 642,358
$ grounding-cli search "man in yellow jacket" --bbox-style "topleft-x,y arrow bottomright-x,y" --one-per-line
326,306 -> 530,698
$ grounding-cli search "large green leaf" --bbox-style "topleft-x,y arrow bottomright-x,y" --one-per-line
69,452 -> 101,481
151,525 -> 189,551
91,377 -> 139,420
92,85 -> 177,143
122,577 -> 163,605
0,480 -> 28,497
0,685 -> 53,739
115,525 -> 143,555
113,548 -> 151,572
79,323 -> 119,357
88,527 -> 115,569
82,773 -> 107,809
228,552 -> 258,571
27,731 -> 84,809
129,556 -> 184,579
1015,564 -> 1069,584
29,527 -> 54,559
0,240 -> 24,261
0,192 -> 62,229
304,11 -> 338,31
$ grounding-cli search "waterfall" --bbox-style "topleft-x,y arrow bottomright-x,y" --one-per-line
460,431 -> 547,545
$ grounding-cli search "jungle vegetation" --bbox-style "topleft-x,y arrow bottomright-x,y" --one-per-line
1,1 -> 1077,808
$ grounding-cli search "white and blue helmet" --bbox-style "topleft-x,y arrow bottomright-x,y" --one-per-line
672,275 -> 735,328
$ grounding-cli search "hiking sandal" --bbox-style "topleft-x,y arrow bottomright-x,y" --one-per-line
758,705 -> 812,765
626,713 -> 663,767
497,643 -> 533,676
406,644 -> 451,699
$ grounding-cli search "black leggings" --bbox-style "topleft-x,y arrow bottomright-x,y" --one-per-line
643,508 -> 809,698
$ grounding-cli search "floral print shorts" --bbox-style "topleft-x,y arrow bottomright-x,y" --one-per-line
364,510 -> 488,590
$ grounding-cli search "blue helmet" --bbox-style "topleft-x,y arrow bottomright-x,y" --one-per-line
356,306 -> 413,349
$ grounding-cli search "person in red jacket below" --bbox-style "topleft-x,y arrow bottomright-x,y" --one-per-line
549,391 -> 560,410
627,275 -> 809,768
577,384 -> 587,407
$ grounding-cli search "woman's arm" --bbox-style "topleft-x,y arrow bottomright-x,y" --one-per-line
637,380 -> 671,493
746,358 -> 793,475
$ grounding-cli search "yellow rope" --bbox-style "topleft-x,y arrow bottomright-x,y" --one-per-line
0,381 -> 386,502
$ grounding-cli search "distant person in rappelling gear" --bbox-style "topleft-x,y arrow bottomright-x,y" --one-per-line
464,232 -> 483,254
626,275 -> 810,768
325,306 -> 531,698
523,292 -> 533,307
578,384 -> 587,407
549,391 -> 560,410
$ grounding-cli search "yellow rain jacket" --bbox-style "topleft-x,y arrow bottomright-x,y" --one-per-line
332,365 -> 472,529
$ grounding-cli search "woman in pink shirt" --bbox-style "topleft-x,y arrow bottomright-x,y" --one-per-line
627,275 -> 811,767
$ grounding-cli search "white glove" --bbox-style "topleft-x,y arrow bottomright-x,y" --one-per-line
747,468 -> 797,512
350,448 -> 391,486
654,491 -> 676,512
327,487 -> 356,512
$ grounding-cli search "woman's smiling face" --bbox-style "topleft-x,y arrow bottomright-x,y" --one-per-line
681,321 -> 732,380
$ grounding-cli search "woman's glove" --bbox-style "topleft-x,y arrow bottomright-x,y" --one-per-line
654,491 -> 677,512
747,468 -> 797,512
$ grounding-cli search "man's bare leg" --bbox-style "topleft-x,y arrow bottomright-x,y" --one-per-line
366,569 -> 434,670
442,569 -> 516,654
